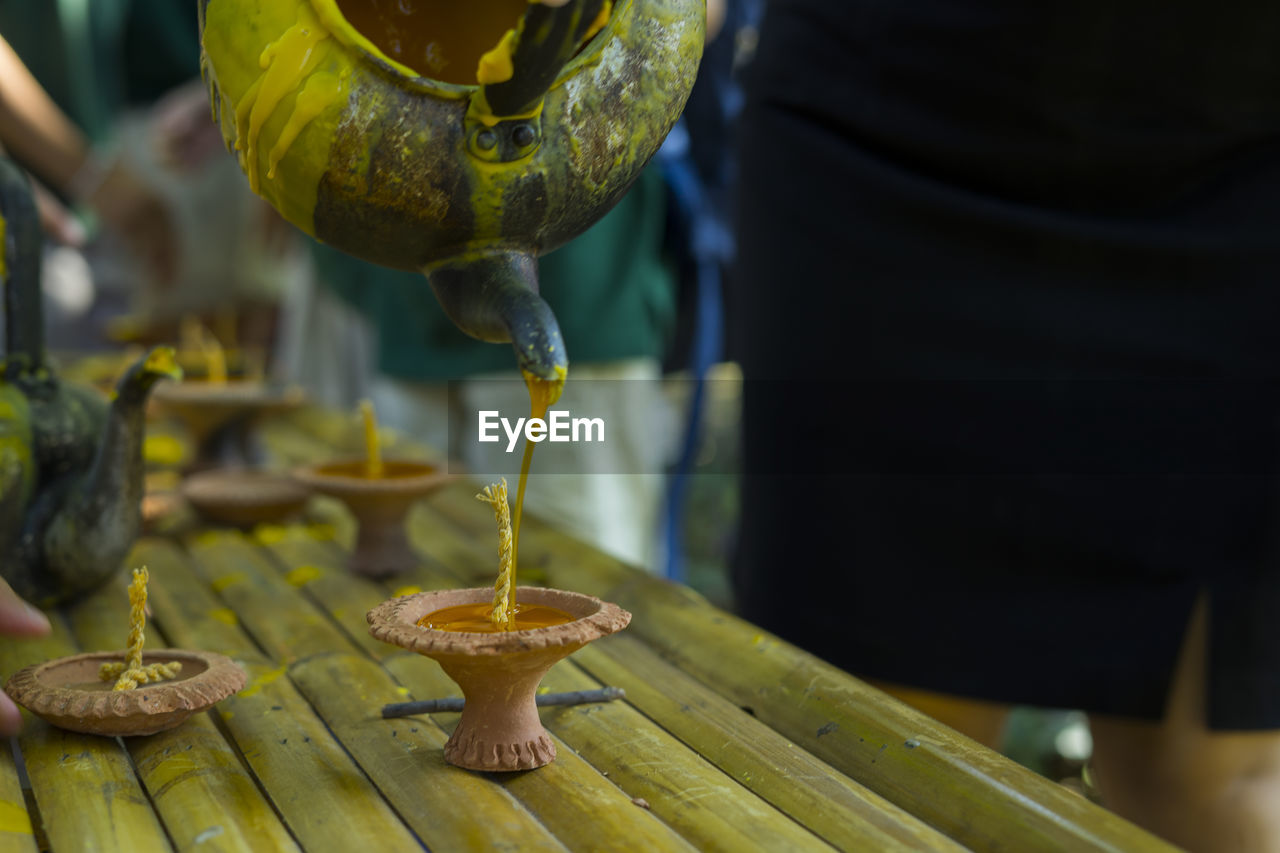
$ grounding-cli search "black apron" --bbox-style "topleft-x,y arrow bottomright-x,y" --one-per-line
731,0 -> 1280,728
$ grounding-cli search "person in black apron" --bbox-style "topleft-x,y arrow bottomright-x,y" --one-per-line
731,1 -> 1280,848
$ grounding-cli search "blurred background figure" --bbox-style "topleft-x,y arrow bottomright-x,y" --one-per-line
729,1 -> 1280,849
0,0 -> 297,364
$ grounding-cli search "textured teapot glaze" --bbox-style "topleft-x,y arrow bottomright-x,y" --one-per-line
0,159 -> 182,606
198,0 -> 704,380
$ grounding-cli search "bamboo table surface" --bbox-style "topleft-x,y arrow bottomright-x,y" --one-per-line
0,405 -> 1179,852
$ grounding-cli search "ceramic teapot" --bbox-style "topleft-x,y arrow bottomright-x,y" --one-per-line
198,0 -> 704,382
0,158 -> 182,607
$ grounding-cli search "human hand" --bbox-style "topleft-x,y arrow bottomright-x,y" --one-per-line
0,577 -> 51,736
30,177 -> 87,248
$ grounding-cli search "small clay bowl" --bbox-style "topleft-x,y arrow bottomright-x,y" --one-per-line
182,469 -> 309,528
5,649 -> 246,737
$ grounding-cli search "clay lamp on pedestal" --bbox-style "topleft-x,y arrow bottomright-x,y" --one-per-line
4,569 -> 245,736
292,401 -> 452,577
150,331 -> 303,469
367,586 -> 629,771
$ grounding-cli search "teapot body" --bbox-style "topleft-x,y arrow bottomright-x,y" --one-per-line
198,0 -> 705,272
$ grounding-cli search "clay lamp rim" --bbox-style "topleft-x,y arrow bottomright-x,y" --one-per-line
292,459 -> 457,498
4,649 -> 246,737
367,587 -> 631,657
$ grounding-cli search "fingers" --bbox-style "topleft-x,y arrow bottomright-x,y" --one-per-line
0,576 -> 50,637
0,695 -> 22,737
30,179 -> 87,247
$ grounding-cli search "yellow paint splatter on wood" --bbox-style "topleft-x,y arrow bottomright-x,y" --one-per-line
239,664 -> 288,699
209,608 -> 239,626
211,572 -> 247,593
0,799 -> 32,835
253,524 -> 288,545
285,564 -> 323,587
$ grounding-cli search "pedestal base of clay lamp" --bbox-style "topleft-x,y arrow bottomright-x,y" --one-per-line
293,461 -> 452,579
4,649 -> 246,737
367,587 -> 631,771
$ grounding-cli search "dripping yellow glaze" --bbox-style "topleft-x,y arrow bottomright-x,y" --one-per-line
418,602 -> 575,632
267,69 -> 348,180
476,29 -> 517,85
234,4 -> 330,194
584,1 -> 613,43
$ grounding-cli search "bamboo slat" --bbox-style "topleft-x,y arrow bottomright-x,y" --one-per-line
21,722 -> 173,853
185,531 -> 354,664
254,528 -> 419,661
289,652 -> 567,852
572,635 -> 965,852
64,567 -> 300,853
0,737 -> 37,852
422,492 -> 1176,853
532,660 -> 834,852
132,538 -> 424,852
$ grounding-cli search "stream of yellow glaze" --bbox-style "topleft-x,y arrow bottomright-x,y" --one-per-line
510,368 -> 566,580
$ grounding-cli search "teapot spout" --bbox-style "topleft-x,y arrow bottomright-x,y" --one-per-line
426,251 -> 568,382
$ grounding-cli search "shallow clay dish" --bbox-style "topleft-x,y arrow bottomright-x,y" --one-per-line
182,469 -> 309,528
368,587 -> 630,771
5,649 -> 246,737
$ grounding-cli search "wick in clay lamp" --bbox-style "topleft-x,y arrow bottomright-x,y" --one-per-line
5,568 -> 245,736
292,400 -> 452,577
150,325 -> 304,469
367,479 -> 630,771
